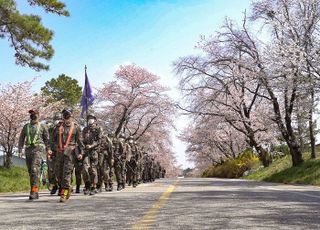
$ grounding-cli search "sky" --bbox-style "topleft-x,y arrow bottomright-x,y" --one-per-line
1,0 -> 252,168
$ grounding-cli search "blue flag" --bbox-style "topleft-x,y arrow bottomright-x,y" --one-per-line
80,70 -> 94,118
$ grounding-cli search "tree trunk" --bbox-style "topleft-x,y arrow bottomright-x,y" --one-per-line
255,145 -> 272,167
4,151 -> 13,168
248,136 -> 272,167
288,141 -> 303,166
309,89 -> 316,159
297,113 -> 304,153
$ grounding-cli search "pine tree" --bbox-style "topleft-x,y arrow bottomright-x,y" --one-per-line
0,0 -> 69,71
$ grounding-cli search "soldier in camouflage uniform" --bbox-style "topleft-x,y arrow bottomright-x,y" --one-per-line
150,157 -> 155,182
82,114 -> 102,195
162,168 -> 166,178
52,108 -> 83,203
74,145 -> 84,193
155,161 -> 161,179
99,133 -> 115,192
142,152 -> 149,183
48,112 -> 63,195
18,109 -> 51,200
137,144 -> 144,184
158,164 -> 163,179
96,137 -> 104,193
127,136 -> 140,187
113,134 -> 126,191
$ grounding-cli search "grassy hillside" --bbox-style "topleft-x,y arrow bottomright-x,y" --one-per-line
244,154 -> 320,186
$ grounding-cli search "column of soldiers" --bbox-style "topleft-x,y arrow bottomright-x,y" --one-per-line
19,108 -> 166,202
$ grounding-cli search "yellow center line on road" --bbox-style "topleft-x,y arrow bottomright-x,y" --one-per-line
132,180 -> 179,230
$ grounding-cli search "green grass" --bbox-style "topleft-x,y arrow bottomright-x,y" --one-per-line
0,166 -> 30,193
244,153 -> 320,186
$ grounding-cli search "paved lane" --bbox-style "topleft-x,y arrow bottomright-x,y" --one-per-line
0,178 -> 320,229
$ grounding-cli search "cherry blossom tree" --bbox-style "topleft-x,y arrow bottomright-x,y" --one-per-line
96,64 -> 178,174
177,0 -> 320,167
251,0 -> 320,160
174,20 -> 278,167
180,116 -> 248,172
0,80 -> 62,168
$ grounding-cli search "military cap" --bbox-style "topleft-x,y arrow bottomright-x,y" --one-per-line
62,107 -> 73,114
87,114 -> 97,120
28,109 -> 39,114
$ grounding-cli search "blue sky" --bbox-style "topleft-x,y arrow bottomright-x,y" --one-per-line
1,0 -> 252,168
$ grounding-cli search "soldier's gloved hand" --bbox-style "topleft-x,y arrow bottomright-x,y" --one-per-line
47,150 -> 53,159
111,159 -> 114,165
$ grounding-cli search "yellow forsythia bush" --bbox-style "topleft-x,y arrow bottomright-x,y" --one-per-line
202,149 -> 260,178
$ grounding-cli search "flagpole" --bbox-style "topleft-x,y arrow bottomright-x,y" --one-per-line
85,65 -> 88,127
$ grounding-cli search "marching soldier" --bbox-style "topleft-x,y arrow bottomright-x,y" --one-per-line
52,108 -> 83,202
99,133 -> 115,192
113,134 -> 126,191
18,109 -> 51,200
150,157 -> 155,182
74,145 -> 84,193
142,152 -> 149,183
127,136 -> 139,187
48,112 -> 63,195
82,114 -> 102,195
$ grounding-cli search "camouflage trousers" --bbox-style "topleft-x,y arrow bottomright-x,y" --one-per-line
97,152 -> 114,189
114,156 -> 126,186
138,161 -> 143,182
25,146 -> 45,187
47,153 -> 57,185
55,146 -> 76,189
126,159 -> 138,186
82,150 -> 98,186
74,159 -> 83,187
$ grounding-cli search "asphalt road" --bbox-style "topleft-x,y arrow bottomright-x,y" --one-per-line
0,178 -> 320,229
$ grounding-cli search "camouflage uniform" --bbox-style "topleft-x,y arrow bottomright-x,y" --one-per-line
52,109 -> 83,202
137,147 -> 144,184
142,153 -> 150,183
113,135 -> 126,190
162,168 -> 166,178
150,158 -> 155,182
99,134 -> 114,192
47,122 -> 57,189
18,110 -> 50,200
155,161 -> 161,179
74,145 -> 83,193
48,113 -> 63,195
127,139 -> 140,187
96,146 -> 104,192
82,120 -> 102,195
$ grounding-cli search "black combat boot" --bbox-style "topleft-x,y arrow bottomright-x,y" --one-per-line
104,183 -> 109,192
84,182 -> 90,195
89,187 -> 96,195
109,183 -> 113,192
133,181 -> 137,188
50,185 -> 58,195
117,184 -> 122,191
29,192 -> 39,200
75,184 -> 80,194
96,184 -> 102,193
